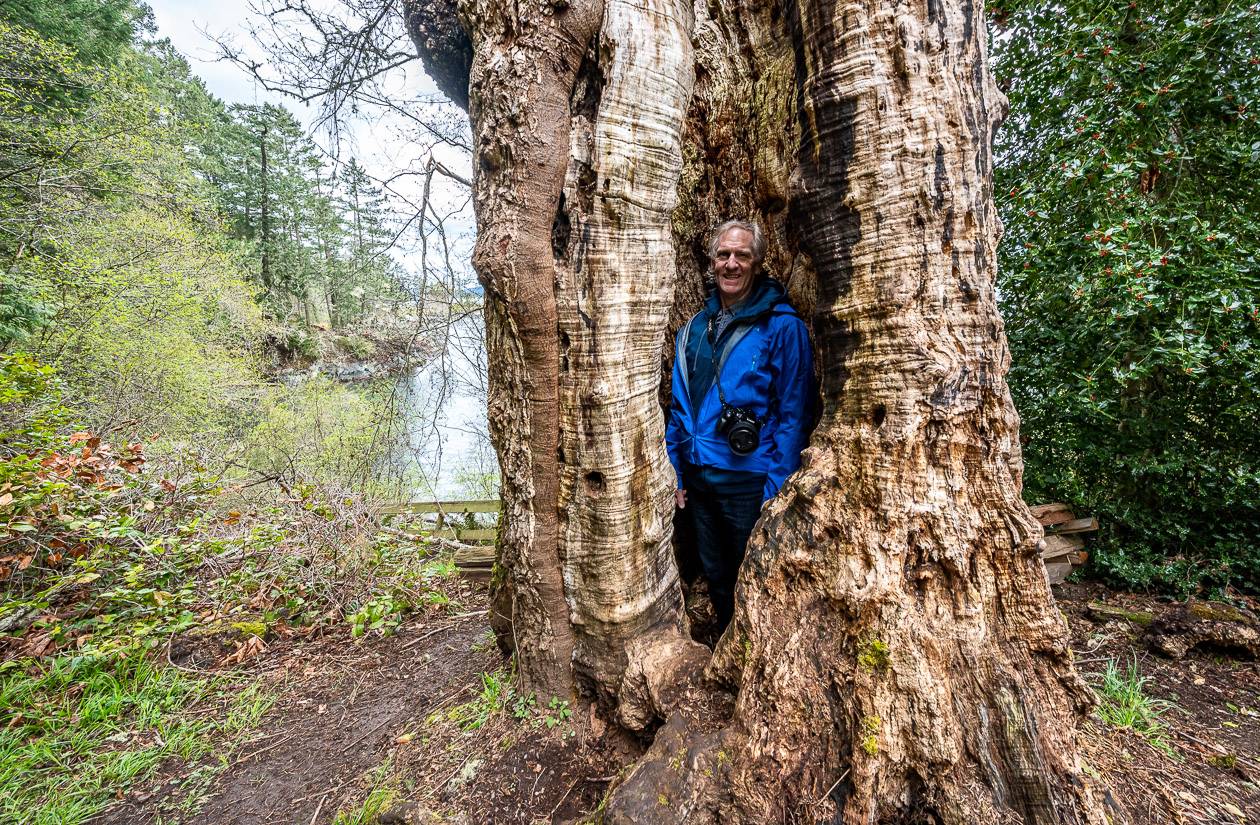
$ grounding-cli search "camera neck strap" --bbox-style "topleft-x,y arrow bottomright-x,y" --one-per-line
706,314 -> 763,421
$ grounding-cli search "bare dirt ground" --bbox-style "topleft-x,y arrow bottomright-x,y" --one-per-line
1059,582 -> 1260,825
95,579 -> 1259,825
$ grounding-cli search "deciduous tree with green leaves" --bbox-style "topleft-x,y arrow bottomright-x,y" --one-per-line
992,0 -> 1260,593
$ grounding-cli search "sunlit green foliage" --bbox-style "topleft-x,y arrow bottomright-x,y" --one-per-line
993,0 -> 1260,593
0,355 -> 455,820
24,207 -> 263,435
0,10 -> 442,823
0,0 -> 150,67
244,377 -> 386,488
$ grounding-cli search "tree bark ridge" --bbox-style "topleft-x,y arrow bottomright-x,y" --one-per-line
457,0 -> 605,699
608,0 -> 1109,820
553,0 -> 699,709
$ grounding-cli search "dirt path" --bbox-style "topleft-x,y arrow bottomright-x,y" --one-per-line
96,581 -> 1259,825
98,592 -> 499,825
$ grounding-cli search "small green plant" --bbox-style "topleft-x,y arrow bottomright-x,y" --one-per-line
335,334 -> 375,360
471,629 -> 498,653
543,696 -> 573,729
346,595 -> 405,638
332,759 -> 398,825
1093,656 -> 1176,757
510,690 -> 537,720
857,639 -> 891,672
446,668 -> 516,730
281,327 -> 320,361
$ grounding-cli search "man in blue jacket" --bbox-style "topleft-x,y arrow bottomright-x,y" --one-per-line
666,220 -> 814,632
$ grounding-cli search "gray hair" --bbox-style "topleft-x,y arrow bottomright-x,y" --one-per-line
707,219 -> 767,267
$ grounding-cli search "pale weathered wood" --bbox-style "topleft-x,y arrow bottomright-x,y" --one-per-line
426,528 -> 496,543
409,0 -> 696,706
1030,503 -> 1076,525
1045,516 -> 1099,535
1044,557 -> 1074,584
552,0 -> 698,706
1041,533 -> 1087,558
451,0 -> 606,700
378,499 -> 502,516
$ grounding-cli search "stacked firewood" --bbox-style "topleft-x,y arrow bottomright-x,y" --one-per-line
1030,503 -> 1098,584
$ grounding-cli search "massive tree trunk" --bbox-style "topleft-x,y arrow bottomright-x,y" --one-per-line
406,0 -> 701,706
406,0 -> 1109,821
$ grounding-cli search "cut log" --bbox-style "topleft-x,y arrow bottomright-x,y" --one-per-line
1046,517 -> 1099,535
1040,534 -> 1086,559
1044,556 -> 1075,585
1029,503 -> 1075,526
1146,600 -> 1260,660
1086,601 -> 1156,626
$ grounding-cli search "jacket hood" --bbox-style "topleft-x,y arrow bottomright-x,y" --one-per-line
705,276 -> 788,322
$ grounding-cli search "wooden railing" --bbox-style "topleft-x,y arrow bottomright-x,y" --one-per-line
383,499 -> 1094,583
380,499 -> 500,549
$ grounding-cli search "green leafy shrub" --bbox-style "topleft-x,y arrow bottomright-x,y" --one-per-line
241,377 -> 387,490
992,0 -> 1260,594
279,327 -> 321,361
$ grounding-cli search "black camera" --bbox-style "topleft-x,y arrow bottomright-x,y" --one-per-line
716,402 -> 762,456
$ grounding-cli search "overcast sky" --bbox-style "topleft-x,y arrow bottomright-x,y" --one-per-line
145,0 -> 474,280
148,0 -> 286,109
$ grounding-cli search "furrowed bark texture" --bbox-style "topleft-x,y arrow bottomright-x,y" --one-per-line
553,0 -> 699,711
454,0 -> 603,699
409,0 -> 696,707
609,0 -> 1109,821
411,0 -> 1106,818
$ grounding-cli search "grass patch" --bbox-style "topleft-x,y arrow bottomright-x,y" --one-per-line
332,759 -> 399,825
1093,656 -> 1177,757
442,668 -> 518,731
0,654 -> 275,825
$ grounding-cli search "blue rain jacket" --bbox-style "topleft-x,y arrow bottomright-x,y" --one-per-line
666,278 -> 814,502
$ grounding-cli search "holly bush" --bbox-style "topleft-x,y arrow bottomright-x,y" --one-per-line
991,0 -> 1260,593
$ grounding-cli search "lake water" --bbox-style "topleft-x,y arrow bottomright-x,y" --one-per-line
390,310 -> 496,501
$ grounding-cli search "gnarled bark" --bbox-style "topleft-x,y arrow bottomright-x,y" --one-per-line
408,0 -> 1109,820
447,0 -> 602,700
553,0 -> 698,708
406,0 -> 699,707
607,0 -> 1109,821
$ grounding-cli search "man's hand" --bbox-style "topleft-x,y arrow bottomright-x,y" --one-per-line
675,488 -> 687,509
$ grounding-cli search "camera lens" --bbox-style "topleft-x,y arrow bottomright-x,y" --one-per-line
728,422 -> 759,456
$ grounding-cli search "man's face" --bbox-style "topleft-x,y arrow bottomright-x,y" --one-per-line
712,228 -> 758,307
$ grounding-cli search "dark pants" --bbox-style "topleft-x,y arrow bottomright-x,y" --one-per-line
684,466 -> 764,632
